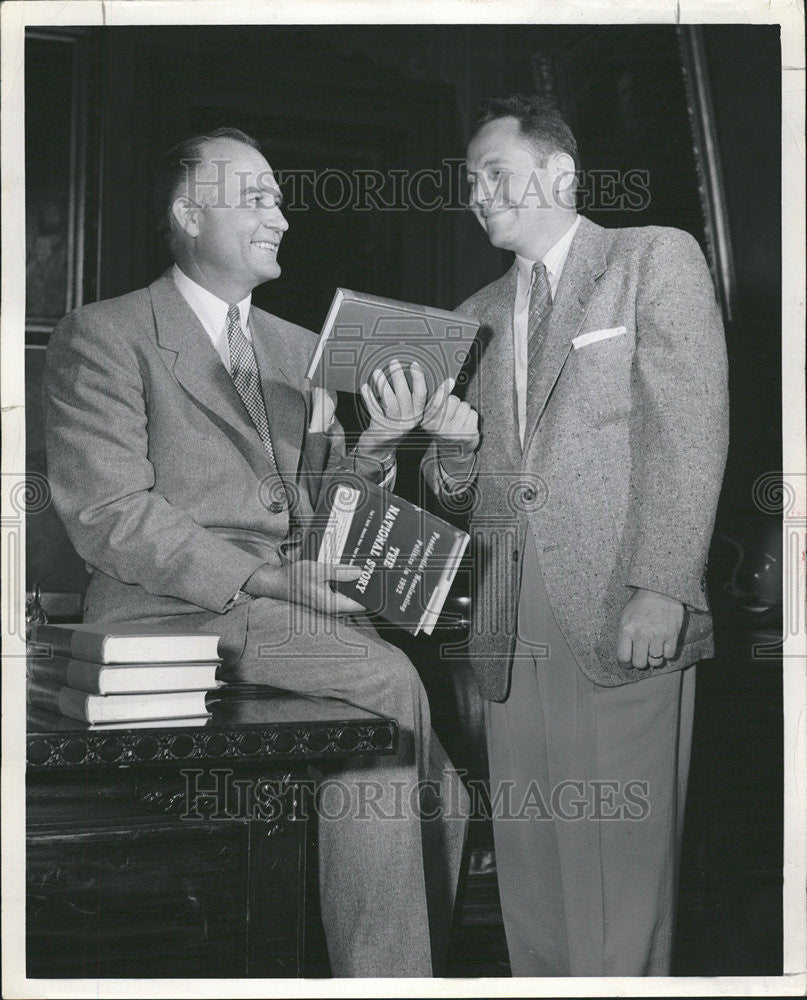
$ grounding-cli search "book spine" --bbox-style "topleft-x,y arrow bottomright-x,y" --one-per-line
55,686 -> 97,722
27,679 -> 61,714
29,626 -> 76,659
27,680 -> 92,721
307,288 -> 346,380
415,530 -> 470,636
31,625 -> 108,663
65,660 -> 107,693
317,485 -> 360,563
415,581 -> 450,637
28,657 -> 105,694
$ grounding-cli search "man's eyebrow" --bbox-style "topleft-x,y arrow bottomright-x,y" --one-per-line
242,184 -> 284,204
466,157 -> 507,174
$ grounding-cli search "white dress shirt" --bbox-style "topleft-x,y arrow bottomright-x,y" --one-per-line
171,266 -> 396,602
171,263 -> 393,485
513,214 -> 581,446
172,263 -> 252,371
438,214 -> 581,490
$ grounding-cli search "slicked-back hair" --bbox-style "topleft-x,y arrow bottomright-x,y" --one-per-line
474,94 -> 580,173
152,127 -> 263,241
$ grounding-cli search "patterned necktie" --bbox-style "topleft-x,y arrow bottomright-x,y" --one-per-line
226,304 -> 277,469
527,260 -> 553,378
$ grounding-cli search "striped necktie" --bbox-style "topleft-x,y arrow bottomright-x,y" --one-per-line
527,260 -> 553,378
226,304 -> 277,469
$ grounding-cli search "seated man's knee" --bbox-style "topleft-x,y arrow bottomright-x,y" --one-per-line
382,644 -> 430,714
381,641 -> 418,684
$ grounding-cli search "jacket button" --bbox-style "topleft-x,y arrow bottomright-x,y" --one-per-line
269,500 -> 285,514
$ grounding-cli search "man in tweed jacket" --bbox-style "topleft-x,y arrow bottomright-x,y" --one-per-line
422,95 -> 729,976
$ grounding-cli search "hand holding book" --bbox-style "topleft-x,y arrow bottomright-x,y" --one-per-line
421,381 -> 480,478
306,287 -> 480,397
242,558 -> 365,616
286,560 -> 367,616
304,477 -> 471,635
308,286 -> 483,472
356,359 -> 449,462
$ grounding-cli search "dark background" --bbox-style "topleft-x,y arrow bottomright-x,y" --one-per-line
25,23 -> 784,976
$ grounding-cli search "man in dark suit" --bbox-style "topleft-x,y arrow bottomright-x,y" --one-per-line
44,127 -> 469,977
423,95 -> 729,976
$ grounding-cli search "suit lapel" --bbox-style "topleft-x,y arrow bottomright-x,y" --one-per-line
249,309 -> 307,486
478,263 -> 522,465
523,217 -> 608,450
148,272 -> 276,480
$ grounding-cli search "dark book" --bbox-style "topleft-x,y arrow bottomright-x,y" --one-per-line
29,622 -> 221,665
305,477 -> 469,635
27,680 -> 213,725
306,287 -> 480,396
27,655 -> 221,695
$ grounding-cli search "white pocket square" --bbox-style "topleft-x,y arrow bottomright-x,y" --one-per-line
572,326 -> 627,350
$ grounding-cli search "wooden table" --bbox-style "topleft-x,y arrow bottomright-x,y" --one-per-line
26,688 -> 397,979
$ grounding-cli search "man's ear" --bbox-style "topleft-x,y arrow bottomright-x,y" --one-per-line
551,152 -> 578,209
171,196 -> 202,238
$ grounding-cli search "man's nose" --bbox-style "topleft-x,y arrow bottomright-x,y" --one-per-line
262,206 -> 289,232
468,177 -> 491,210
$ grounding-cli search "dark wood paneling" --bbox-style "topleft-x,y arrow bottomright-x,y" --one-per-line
25,346 -> 89,597
27,821 -> 251,978
92,26 -> 460,325
247,819 -> 307,976
26,697 -> 397,977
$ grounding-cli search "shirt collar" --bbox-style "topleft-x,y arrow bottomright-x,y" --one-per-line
516,214 -> 582,293
172,263 -> 251,335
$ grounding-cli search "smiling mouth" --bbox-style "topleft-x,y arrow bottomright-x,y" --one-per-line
252,241 -> 278,253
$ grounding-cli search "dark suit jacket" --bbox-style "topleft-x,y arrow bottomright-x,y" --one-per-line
424,217 -> 729,698
44,270 -> 352,624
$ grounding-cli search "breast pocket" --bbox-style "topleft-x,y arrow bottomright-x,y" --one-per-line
567,331 -> 635,427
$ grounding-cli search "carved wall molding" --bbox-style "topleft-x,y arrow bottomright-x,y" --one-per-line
677,25 -> 738,322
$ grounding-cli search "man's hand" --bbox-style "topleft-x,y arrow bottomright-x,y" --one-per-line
421,380 -> 480,473
356,359 -> 428,462
616,588 -> 684,669
243,560 -> 365,615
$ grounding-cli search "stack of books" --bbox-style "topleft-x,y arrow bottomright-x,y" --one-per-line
27,622 -> 222,727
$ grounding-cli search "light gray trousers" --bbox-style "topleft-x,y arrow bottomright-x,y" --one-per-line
186,597 -> 469,978
484,532 -> 695,977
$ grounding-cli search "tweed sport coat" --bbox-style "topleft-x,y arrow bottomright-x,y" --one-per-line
44,270 -> 353,625
423,216 -> 729,699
